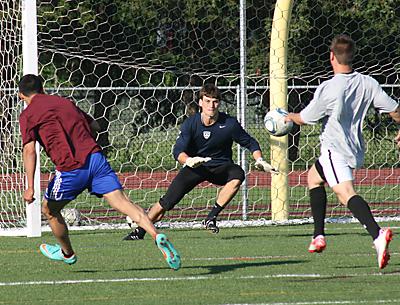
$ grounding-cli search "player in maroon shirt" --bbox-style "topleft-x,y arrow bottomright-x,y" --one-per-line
18,74 -> 180,269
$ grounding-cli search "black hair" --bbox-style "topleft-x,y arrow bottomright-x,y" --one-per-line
199,83 -> 221,101
18,74 -> 44,96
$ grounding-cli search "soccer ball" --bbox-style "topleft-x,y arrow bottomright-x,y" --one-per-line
61,208 -> 82,226
263,108 -> 293,137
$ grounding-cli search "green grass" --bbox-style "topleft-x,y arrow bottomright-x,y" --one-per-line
1,223 -> 400,305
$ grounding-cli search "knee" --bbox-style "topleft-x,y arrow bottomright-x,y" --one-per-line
333,189 -> 357,206
331,181 -> 356,206
337,193 -> 356,206
336,194 -> 348,206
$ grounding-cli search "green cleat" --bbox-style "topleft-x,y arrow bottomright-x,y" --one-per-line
39,244 -> 77,265
155,234 -> 181,270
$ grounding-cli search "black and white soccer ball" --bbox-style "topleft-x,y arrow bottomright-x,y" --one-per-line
263,108 -> 293,137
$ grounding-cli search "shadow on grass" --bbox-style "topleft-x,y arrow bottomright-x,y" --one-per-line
336,263 -> 400,270
219,232 -> 348,240
219,234 -> 264,240
73,259 -> 307,275
189,259 -> 307,275
287,232 -> 366,238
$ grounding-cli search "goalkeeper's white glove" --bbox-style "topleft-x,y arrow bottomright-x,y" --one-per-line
254,157 -> 279,174
184,156 -> 211,168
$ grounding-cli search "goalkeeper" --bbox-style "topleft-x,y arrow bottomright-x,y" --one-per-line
123,83 -> 277,240
18,74 -> 180,270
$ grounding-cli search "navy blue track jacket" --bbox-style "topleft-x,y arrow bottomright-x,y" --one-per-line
173,112 -> 261,167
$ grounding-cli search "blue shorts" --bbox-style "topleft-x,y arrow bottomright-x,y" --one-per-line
45,152 -> 122,201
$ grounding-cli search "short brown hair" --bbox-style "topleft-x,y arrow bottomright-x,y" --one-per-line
330,34 -> 356,65
199,83 -> 221,101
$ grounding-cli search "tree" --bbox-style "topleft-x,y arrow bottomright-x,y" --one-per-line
0,0 -> 19,170
36,0 -> 400,158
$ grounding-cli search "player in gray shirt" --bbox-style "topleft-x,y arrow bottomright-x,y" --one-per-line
286,34 -> 400,269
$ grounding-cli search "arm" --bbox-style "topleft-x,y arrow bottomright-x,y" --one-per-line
372,89 -> 400,146
252,149 -> 279,174
177,152 -> 211,168
177,152 -> 190,166
23,141 -> 37,203
389,106 -> 400,124
252,150 -> 262,160
232,120 -> 261,152
371,81 -> 400,145
231,120 -> 278,173
288,83 -> 329,126
172,119 -> 191,161
396,131 -> 400,148
390,106 -> 400,147
89,119 -> 101,134
77,106 -> 101,136
173,118 -> 211,168
285,112 -> 306,125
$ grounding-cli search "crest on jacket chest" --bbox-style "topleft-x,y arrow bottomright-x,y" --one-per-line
203,131 -> 211,139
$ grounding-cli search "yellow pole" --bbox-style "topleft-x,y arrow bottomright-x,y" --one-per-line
269,0 -> 293,221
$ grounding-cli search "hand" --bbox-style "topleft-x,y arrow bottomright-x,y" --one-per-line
184,157 -> 211,168
23,188 -> 35,204
284,112 -> 305,125
254,158 -> 279,174
284,113 -> 294,123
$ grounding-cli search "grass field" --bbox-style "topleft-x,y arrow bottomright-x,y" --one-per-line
1,223 -> 400,305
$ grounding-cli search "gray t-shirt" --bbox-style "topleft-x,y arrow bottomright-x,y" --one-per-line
300,71 -> 398,168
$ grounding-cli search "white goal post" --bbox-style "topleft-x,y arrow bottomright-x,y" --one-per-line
22,0 -> 41,237
0,0 -> 41,236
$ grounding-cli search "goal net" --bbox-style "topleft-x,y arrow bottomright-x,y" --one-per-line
0,1 -> 26,232
1,0 -> 400,233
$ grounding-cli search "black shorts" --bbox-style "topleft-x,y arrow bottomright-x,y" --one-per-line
159,163 -> 245,211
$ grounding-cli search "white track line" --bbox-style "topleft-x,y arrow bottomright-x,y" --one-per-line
0,274 -> 319,286
224,300 -> 400,305
0,272 -> 397,287
189,252 -> 400,261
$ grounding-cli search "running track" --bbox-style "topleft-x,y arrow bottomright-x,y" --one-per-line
2,168 -> 400,191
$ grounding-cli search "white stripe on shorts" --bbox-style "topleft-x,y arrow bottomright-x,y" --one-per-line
50,170 -> 64,200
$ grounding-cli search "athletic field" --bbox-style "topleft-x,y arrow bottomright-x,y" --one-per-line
1,223 -> 400,305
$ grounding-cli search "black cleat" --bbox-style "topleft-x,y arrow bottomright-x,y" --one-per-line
202,218 -> 220,234
122,228 -> 145,241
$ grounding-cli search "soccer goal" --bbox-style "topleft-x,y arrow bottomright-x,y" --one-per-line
1,0 -> 400,236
